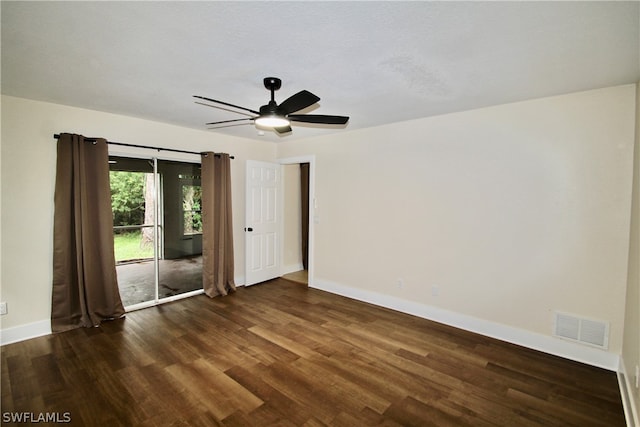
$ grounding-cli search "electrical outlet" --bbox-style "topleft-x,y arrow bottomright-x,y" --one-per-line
431,285 -> 440,297
396,279 -> 404,289
0,302 -> 7,315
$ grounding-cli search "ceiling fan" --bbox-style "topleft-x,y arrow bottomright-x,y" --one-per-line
194,77 -> 349,134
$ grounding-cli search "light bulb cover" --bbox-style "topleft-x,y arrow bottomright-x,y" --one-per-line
255,115 -> 290,128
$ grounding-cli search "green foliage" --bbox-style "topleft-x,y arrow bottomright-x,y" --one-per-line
113,230 -> 154,262
182,185 -> 202,234
110,171 -> 146,226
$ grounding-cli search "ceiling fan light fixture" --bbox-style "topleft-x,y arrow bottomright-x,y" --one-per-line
196,76 -> 349,134
255,114 -> 290,128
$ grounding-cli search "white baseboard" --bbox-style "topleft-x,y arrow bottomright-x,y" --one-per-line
1,320 -> 51,346
312,278 -> 620,371
619,356 -> 640,427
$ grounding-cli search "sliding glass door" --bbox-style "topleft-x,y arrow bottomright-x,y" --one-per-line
109,156 -> 203,309
156,159 -> 203,302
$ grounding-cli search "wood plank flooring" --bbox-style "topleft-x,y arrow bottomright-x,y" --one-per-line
1,279 -> 625,426
280,269 -> 308,285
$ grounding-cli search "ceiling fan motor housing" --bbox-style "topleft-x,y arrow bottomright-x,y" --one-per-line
260,101 -> 284,117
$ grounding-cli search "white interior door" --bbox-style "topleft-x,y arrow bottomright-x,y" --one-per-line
245,160 -> 281,286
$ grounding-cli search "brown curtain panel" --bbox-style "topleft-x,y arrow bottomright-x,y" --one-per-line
300,163 -> 310,270
201,152 -> 236,297
51,133 -> 125,332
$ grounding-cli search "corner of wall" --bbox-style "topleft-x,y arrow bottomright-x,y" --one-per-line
619,355 -> 640,427
618,80 -> 640,426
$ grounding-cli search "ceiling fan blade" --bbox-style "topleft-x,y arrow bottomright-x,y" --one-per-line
194,95 -> 259,115
278,90 -> 320,115
288,114 -> 349,125
206,118 -> 254,125
274,125 -> 293,134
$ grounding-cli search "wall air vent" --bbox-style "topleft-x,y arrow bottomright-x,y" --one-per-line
553,312 -> 609,350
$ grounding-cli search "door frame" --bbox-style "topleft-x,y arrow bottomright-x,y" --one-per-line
278,155 -> 315,287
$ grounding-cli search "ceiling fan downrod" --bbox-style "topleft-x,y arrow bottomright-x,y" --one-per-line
263,77 -> 281,103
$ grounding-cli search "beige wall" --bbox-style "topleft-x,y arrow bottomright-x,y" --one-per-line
1,85 -> 636,368
0,95 -> 276,331
622,82 -> 640,421
282,164 -> 303,272
277,85 -> 636,356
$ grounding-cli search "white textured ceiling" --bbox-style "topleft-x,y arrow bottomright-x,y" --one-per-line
2,1 -> 639,142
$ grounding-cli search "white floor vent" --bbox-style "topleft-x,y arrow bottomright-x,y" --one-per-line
553,312 -> 609,350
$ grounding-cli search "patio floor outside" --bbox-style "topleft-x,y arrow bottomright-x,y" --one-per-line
116,256 -> 202,307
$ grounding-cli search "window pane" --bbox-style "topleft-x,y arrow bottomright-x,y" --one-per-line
182,184 -> 202,235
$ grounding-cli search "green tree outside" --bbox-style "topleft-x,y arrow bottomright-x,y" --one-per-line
110,171 -> 153,262
110,171 -> 146,226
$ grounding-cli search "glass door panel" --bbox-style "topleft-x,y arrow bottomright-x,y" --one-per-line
157,159 -> 203,301
109,156 -> 156,308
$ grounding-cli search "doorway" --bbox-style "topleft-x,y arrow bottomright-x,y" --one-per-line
109,156 -> 204,309
279,156 -> 315,286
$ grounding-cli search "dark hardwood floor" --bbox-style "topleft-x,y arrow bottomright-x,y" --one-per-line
1,279 -> 625,426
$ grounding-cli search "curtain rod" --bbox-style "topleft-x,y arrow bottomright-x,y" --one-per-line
53,134 -> 234,159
